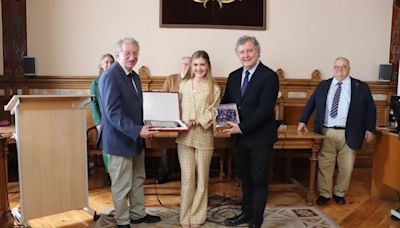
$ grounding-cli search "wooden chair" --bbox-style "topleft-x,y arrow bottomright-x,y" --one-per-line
212,149 -> 226,179
86,126 -> 103,174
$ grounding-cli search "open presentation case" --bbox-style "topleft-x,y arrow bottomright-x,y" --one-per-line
143,92 -> 188,132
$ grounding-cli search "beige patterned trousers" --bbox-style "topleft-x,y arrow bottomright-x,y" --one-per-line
177,144 -> 213,225
318,128 -> 357,198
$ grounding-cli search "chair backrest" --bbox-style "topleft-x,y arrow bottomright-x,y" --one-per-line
87,126 -> 99,150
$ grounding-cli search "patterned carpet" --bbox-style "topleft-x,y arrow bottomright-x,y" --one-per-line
94,205 -> 339,228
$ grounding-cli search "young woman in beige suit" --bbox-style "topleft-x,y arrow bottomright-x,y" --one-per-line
176,50 -> 221,228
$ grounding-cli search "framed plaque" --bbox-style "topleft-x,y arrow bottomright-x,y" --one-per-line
143,92 -> 188,131
213,103 -> 240,129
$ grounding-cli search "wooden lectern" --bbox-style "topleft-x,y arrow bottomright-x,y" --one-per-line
4,95 -> 93,226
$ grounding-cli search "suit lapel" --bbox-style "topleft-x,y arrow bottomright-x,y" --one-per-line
132,72 -> 143,104
240,63 -> 264,100
240,62 -> 264,99
320,78 -> 332,112
232,70 -> 242,102
117,64 -> 142,104
349,77 -> 359,112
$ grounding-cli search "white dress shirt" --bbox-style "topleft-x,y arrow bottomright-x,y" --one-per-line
241,60 -> 260,87
324,76 -> 351,127
118,60 -> 138,93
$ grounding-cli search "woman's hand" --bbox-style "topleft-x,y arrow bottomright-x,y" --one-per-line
185,119 -> 196,129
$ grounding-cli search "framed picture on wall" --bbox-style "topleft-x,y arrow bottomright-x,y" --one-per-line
160,0 -> 266,30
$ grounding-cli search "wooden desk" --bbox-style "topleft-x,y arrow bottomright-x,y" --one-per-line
0,126 -> 15,225
146,125 -> 324,205
371,129 -> 400,200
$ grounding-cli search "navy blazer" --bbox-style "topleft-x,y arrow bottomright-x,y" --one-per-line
98,62 -> 144,157
222,62 -> 279,148
299,77 -> 376,150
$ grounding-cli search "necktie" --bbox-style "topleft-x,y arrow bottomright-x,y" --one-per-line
241,70 -> 250,97
127,73 -> 138,94
330,81 -> 342,118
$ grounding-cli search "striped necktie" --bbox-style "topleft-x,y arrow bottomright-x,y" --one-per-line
330,81 -> 342,118
241,70 -> 250,97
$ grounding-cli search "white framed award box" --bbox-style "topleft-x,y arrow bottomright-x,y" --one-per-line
143,92 -> 188,132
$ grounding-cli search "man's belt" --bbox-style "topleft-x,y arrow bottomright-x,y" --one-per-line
324,126 -> 346,130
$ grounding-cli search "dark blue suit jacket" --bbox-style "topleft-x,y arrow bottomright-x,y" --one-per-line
222,62 -> 279,148
299,77 -> 376,150
98,62 -> 144,157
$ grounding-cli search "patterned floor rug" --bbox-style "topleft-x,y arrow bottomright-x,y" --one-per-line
94,205 -> 339,228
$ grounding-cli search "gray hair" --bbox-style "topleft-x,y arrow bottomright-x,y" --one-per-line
115,37 -> 140,53
235,35 -> 261,53
181,56 -> 191,61
335,57 -> 350,67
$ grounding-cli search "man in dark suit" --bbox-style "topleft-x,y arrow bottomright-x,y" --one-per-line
98,37 -> 161,228
222,35 -> 279,228
297,57 -> 376,206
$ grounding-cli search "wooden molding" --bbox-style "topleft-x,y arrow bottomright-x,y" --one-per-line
311,70 -> 321,81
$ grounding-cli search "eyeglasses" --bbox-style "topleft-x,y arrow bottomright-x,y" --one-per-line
334,65 -> 348,70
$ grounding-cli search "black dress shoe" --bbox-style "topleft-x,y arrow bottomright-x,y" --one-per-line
316,196 -> 331,205
224,213 -> 250,226
333,195 -> 346,205
131,214 -> 161,224
249,223 -> 261,228
117,225 -> 130,228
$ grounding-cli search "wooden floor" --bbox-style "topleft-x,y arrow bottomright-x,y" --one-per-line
6,168 -> 400,227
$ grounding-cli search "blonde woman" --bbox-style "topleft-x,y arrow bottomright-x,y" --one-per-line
176,50 -> 221,228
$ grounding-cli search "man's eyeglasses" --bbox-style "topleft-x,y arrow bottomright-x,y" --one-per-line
334,65 -> 348,70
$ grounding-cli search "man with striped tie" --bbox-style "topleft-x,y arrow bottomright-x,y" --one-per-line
297,57 -> 376,206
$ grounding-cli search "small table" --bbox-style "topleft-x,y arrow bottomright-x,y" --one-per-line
146,125 -> 324,205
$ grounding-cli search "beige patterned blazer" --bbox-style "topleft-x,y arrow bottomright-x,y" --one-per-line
176,79 -> 221,149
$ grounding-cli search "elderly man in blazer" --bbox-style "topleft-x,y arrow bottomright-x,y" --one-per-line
98,37 -> 160,228
222,35 -> 279,228
297,57 -> 376,206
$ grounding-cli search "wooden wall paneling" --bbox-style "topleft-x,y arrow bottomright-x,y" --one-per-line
0,67 -> 395,169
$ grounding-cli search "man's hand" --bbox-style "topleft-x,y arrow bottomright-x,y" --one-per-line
364,130 -> 374,143
222,121 -> 242,135
140,125 -> 158,139
297,122 -> 308,134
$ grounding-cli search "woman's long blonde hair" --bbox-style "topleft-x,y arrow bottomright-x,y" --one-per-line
183,50 -> 219,106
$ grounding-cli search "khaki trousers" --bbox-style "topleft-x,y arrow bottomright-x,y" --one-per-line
318,128 -> 357,198
177,144 -> 213,225
108,152 -> 146,225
